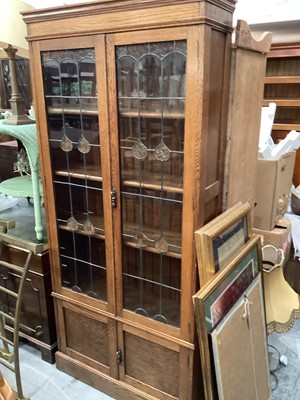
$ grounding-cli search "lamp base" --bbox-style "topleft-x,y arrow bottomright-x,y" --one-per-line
3,114 -> 35,125
2,45 -> 35,126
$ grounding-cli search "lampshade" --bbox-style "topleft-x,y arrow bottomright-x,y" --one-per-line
0,1 -> 34,59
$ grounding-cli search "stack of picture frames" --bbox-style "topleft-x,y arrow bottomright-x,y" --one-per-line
193,201 -> 271,400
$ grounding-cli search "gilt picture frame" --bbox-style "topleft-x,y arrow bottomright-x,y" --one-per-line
195,201 -> 252,285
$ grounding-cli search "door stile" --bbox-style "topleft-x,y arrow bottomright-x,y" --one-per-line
106,34 -> 124,320
95,34 -> 119,379
179,25 -> 208,343
95,34 -> 117,316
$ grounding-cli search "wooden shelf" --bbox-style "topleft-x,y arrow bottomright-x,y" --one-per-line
262,99 -> 300,107
122,170 -> 183,194
58,214 -> 105,240
55,166 -> 102,182
123,283 -> 180,328
119,109 -> 184,120
264,76 -> 300,84
47,105 -> 185,120
47,104 -> 98,116
54,167 -> 183,193
58,219 -> 182,258
58,224 -> 105,240
264,43 -> 300,189
124,239 -> 182,259
272,123 -> 300,131
123,221 -> 182,258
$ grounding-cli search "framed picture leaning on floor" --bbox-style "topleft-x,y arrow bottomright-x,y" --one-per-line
195,201 -> 252,285
193,235 -> 271,400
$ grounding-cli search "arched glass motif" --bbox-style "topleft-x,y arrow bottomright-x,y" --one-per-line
79,57 -> 96,97
42,59 -> 61,97
60,58 -> 78,97
117,56 -> 138,107
162,52 -> 186,111
139,54 -> 161,98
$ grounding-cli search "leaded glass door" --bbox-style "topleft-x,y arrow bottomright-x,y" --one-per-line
40,43 -> 109,304
108,29 -> 191,336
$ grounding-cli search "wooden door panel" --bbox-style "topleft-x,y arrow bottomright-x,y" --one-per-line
64,308 -> 109,366
124,331 -> 179,399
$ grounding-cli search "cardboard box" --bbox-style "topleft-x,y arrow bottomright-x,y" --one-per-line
254,151 -> 296,231
253,218 -> 292,262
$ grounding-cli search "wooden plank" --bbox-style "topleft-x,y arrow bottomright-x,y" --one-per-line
226,21 -> 271,210
0,220 -> 15,231
234,20 -> 272,54
262,99 -> 300,106
120,110 -> 184,120
204,181 -> 220,204
47,105 -> 98,115
273,123 -> 300,131
265,76 -> 300,84
0,232 -> 43,254
267,42 -> 300,58
55,166 -> 102,182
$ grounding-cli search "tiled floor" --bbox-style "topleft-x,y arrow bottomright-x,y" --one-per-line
1,198 -> 300,399
268,319 -> 300,400
0,316 -> 297,400
3,342 -> 114,400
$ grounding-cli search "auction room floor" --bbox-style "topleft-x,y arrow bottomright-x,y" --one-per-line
0,321 -> 299,400
1,198 -> 300,399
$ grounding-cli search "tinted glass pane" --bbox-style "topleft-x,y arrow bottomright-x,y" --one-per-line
116,40 -> 186,327
59,229 -> 107,301
42,48 -> 106,301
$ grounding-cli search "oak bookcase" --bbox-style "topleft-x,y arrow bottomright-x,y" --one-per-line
23,1 -> 236,398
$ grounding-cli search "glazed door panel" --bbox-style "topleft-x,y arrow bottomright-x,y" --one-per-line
117,40 -> 185,329
41,46 -> 107,299
34,36 -> 115,312
107,27 -> 196,339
